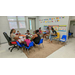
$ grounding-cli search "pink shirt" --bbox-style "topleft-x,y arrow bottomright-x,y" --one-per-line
39,29 -> 42,33
25,39 -> 31,46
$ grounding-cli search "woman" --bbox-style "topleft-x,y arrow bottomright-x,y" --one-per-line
43,27 -> 50,39
49,27 -> 57,43
10,29 -> 20,41
31,30 -> 41,44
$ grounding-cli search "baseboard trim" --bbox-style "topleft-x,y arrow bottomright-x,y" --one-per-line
0,42 -> 7,44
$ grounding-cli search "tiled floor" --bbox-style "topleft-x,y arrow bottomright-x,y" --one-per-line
0,38 -> 75,58
0,43 -> 27,58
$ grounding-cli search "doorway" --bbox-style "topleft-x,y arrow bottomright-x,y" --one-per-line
28,18 -> 36,34
69,21 -> 75,38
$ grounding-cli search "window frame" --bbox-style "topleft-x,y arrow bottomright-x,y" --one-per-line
7,16 -> 26,29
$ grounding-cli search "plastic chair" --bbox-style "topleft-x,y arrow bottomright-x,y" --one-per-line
60,35 -> 67,42
38,39 -> 44,50
25,41 -> 35,54
52,32 -> 60,43
54,32 -> 60,39
16,41 -> 24,52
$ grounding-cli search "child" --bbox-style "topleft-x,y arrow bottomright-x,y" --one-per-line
43,27 -> 50,39
39,27 -> 42,34
25,30 -> 30,35
24,35 -> 31,47
16,31 -> 21,35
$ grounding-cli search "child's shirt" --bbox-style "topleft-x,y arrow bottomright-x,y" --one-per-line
39,29 -> 42,33
46,29 -> 49,34
25,39 -> 31,46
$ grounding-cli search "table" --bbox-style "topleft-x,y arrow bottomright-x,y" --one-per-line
20,35 -> 26,37
18,34 -> 33,43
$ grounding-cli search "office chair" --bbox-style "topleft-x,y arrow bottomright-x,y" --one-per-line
3,32 -> 19,52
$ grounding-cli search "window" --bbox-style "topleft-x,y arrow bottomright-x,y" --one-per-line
9,22 -> 17,29
8,16 -> 26,29
18,16 -> 26,28
29,20 -> 32,30
8,16 -> 16,21
19,22 -> 26,28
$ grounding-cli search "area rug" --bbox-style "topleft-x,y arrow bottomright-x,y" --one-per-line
23,40 -> 65,58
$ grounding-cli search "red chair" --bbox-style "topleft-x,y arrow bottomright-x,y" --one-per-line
3,32 -> 19,52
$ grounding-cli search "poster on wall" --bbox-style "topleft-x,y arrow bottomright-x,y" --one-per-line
39,16 -> 65,23
44,25 -> 67,32
58,25 -> 66,32
53,25 -> 59,31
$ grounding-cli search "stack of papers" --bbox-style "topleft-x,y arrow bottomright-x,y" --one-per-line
19,36 -> 23,39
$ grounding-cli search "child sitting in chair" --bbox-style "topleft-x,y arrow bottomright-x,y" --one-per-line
25,30 -> 31,35
16,31 -> 21,35
24,35 -> 31,47
39,27 -> 42,34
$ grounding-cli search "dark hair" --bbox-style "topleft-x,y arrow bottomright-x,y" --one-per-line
27,30 -> 29,32
51,27 -> 54,30
47,27 -> 49,29
35,30 -> 39,34
10,29 -> 15,34
26,35 -> 29,39
39,27 -> 41,29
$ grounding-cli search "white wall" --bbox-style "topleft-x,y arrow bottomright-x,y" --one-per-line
39,16 -> 70,38
70,21 -> 75,37
0,16 -> 39,43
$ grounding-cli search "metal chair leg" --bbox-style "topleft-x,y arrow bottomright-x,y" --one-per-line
42,44 -> 44,48
33,47 -> 35,52
38,45 -> 40,50
27,49 -> 29,54
21,48 -> 23,53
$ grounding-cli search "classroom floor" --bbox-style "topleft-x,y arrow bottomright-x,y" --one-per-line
0,38 -> 75,58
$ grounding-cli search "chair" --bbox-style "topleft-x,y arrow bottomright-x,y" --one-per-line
25,41 -> 35,54
46,33 -> 50,39
53,32 -> 60,42
3,32 -> 19,52
16,41 -> 25,52
38,39 -> 44,50
60,35 -> 67,42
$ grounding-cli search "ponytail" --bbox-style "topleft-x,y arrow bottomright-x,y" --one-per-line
10,29 -> 14,35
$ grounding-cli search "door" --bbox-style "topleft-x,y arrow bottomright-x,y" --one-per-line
28,18 -> 36,34
72,24 -> 75,37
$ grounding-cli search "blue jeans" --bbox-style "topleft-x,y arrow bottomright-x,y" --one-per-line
43,32 -> 47,34
49,35 -> 57,41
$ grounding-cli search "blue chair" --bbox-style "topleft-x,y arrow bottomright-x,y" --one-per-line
25,41 -> 35,54
38,39 -> 44,50
60,35 -> 67,42
16,41 -> 24,52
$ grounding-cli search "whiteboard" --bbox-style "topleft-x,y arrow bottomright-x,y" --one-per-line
19,22 -> 26,28
9,22 -> 18,29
